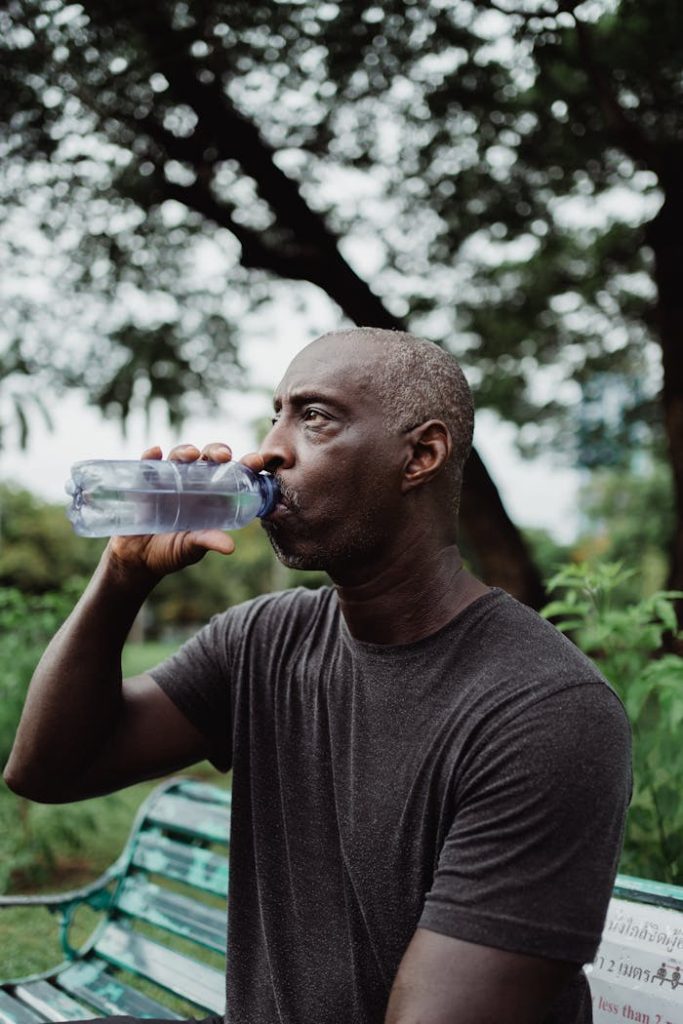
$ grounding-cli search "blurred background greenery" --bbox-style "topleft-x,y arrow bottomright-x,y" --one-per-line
3,0 -> 683,612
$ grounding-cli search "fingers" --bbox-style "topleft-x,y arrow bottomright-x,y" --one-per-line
186,529 -> 236,557
168,443 -> 201,463
107,527 -> 237,581
144,443 -> 234,463
141,445 -> 163,460
199,442 -> 232,463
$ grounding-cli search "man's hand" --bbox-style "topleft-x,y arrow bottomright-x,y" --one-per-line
106,442 -> 266,581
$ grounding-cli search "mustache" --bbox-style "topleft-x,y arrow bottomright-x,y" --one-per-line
273,476 -> 300,511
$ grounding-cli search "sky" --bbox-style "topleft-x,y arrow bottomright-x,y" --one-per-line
0,315 -> 582,543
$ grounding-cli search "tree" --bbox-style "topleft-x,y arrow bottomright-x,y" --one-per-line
2,0 -> 680,610
0,484 -> 103,591
572,459 -> 675,600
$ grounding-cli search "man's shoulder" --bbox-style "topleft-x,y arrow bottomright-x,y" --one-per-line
448,588 -> 624,716
468,588 -> 605,677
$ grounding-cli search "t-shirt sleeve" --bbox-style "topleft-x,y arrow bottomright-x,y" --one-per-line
149,610 -> 235,772
418,682 -> 632,964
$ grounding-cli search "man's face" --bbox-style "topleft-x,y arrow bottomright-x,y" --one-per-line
259,336 -> 407,576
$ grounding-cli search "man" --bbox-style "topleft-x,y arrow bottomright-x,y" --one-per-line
5,327 -> 631,1024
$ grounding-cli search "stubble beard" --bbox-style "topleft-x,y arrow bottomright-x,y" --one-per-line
261,500 -> 390,575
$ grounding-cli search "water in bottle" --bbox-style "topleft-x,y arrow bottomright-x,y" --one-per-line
66,459 -> 279,537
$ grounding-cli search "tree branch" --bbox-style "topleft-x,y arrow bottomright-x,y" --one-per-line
557,2 -> 660,172
150,177 -> 322,280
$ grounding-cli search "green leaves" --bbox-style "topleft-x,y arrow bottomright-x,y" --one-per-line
543,561 -> 683,883
0,586 -> 77,760
0,0 -> 670,459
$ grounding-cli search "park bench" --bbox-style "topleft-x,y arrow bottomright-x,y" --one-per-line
1,776 -> 683,1024
0,777 -> 229,1022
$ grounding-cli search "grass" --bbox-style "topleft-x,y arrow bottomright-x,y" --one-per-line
1,639 -> 227,991
121,640 -> 181,677
0,773 -> 225,1012
0,780 -> 164,978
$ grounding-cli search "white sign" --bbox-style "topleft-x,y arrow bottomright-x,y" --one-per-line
588,898 -> 683,1024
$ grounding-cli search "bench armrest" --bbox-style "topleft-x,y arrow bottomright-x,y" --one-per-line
0,859 -> 125,958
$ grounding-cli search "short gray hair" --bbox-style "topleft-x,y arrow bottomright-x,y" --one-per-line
321,327 -> 474,515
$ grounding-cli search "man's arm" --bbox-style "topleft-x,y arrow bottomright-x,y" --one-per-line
3,442 -> 257,804
385,928 -> 579,1024
384,683 -> 630,1024
3,551 -> 211,802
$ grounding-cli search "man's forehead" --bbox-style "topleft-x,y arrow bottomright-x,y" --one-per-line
274,335 -> 384,404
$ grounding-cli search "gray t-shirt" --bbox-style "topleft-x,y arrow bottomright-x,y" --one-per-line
151,585 -> 632,1024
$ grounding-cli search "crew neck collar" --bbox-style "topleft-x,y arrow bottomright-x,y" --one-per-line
338,587 -> 506,657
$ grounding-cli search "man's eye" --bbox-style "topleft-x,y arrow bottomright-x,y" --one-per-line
303,408 -> 326,422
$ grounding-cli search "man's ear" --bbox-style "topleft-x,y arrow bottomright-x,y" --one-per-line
401,420 -> 452,494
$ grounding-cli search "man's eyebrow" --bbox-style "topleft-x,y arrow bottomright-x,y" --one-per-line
272,391 -> 349,413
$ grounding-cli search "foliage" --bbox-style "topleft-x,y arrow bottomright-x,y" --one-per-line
121,640 -> 181,676
0,787 -> 98,894
0,0 -> 671,454
0,585 -> 79,764
543,562 -> 683,883
5,1 -> 683,607
0,585 -> 92,889
0,483 -> 104,592
0,481 -> 327,638
573,460 -> 675,596
520,527 -> 572,583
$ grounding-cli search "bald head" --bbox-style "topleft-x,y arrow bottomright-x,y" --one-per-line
302,327 -> 474,516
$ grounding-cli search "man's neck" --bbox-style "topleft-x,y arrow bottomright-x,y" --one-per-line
333,544 -> 490,646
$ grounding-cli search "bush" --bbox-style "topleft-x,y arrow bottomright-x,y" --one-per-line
543,562 -> 683,884
0,585 -> 92,890
0,483 -> 104,594
0,586 -> 79,764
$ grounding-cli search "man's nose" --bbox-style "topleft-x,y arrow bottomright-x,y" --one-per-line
259,420 -> 294,475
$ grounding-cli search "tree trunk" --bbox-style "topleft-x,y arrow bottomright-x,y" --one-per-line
461,450 -> 547,608
647,180 -> 683,634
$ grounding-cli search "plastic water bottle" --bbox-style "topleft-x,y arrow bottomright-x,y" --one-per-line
66,459 -> 279,537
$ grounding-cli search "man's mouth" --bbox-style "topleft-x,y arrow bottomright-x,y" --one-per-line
274,478 -> 299,512
263,478 -> 298,522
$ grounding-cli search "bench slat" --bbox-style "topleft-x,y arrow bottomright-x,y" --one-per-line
176,781 -> 231,807
132,833 -> 229,897
614,872 -> 683,911
58,960 -> 183,1019
117,877 -> 227,953
13,982 -> 97,1022
95,922 -> 224,1013
0,992 -> 44,1024
145,794 -> 230,845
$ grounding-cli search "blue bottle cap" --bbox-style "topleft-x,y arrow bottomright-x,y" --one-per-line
256,474 -> 280,517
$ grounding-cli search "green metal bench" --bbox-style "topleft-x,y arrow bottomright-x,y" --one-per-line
2,776 -> 683,1024
0,778 -> 230,1022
